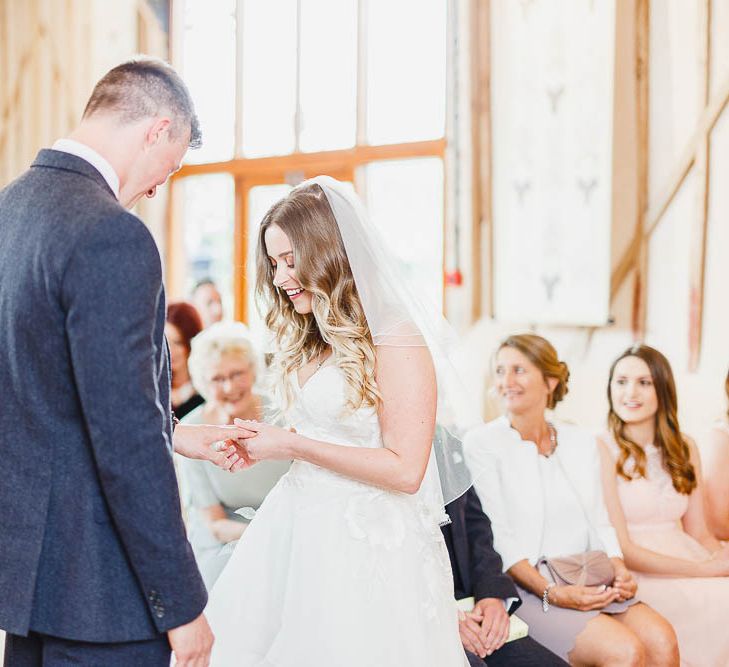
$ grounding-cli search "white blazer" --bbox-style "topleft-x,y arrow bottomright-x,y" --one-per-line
464,416 -> 622,571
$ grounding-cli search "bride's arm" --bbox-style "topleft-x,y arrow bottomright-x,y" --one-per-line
242,345 -> 436,494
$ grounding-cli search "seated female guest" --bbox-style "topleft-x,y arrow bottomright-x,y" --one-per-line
465,334 -> 677,667
178,322 -> 290,588
599,344 -> 729,666
166,301 -> 205,419
702,367 -> 729,541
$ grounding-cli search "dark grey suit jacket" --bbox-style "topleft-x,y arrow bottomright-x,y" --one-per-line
0,150 -> 207,642
442,487 -> 521,608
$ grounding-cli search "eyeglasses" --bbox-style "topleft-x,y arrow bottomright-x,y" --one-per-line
208,369 -> 250,387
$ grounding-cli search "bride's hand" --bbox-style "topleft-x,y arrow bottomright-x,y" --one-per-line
173,422 -> 257,471
233,418 -> 297,461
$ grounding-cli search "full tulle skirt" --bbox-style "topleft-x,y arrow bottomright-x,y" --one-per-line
205,462 -> 468,667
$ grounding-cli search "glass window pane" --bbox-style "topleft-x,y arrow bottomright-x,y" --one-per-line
181,0 -> 236,164
366,0 -> 447,145
299,0 -> 357,152
247,185 -> 292,349
179,175 -> 235,319
241,0 -> 297,157
363,158 -> 444,308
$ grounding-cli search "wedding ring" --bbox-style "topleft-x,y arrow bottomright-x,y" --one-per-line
213,441 -> 227,452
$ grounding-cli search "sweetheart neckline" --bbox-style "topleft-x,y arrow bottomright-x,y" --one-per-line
294,362 -> 339,391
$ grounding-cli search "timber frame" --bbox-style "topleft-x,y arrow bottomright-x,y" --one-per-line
609,0 -> 729,370
168,139 -> 446,322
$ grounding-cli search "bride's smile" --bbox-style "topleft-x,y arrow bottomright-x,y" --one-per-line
265,223 -> 314,315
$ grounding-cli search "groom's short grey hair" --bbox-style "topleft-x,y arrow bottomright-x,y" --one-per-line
83,56 -> 202,149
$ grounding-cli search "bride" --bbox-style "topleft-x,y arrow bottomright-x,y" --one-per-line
204,176 -> 471,666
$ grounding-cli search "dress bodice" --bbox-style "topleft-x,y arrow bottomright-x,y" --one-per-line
613,442 -> 689,530
286,364 -> 382,449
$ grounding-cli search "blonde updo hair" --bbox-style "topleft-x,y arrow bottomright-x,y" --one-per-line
188,321 -> 257,402
498,334 -> 570,409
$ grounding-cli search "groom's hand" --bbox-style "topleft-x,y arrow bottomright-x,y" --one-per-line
168,612 -> 214,666
173,423 -> 256,471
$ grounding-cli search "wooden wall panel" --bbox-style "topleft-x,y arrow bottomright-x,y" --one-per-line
0,0 -> 167,188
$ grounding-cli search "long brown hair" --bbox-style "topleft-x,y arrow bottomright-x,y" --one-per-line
255,182 -> 379,412
607,344 -> 696,494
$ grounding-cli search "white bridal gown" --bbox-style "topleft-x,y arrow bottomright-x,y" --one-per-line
205,364 -> 468,666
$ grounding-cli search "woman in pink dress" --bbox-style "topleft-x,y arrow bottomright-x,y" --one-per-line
702,367 -> 729,541
598,344 -> 729,667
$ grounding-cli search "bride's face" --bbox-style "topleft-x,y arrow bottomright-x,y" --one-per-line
264,224 -> 313,315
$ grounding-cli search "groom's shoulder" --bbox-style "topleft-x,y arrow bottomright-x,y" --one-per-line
73,207 -> 159,266
0,159 -> 122,230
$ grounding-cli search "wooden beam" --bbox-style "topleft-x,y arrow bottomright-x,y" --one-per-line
612,54 -> 729,310
37,0 -> 52,150
643,143 -> 696,240
689,134 -> 710,370
687,0 -> 712,371
609,0 -> 649,314
644,70 -> 729,238
49,0 -> 64,142
165,180 -> 186,299
611,231 -> 641,301
632,0 -> 650,338
233,178 -> 248,322
173,138 -> 446,180
1,0 -> 22,177
18,1 -> 31,171
469,0 -> 491,321
0,0 -> 9,184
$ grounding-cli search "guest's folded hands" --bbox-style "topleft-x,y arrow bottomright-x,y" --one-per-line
458,609 -> 489,658
611,559 -> 638,601
551,583 -> 620,611
473,597 -> 510,655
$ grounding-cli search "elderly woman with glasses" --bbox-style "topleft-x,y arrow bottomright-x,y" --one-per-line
178,322 -> 290,588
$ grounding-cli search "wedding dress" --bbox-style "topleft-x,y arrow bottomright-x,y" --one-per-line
204,362 -> 468,666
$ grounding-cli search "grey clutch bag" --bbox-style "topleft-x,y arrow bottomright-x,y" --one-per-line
540,551 -> 615,587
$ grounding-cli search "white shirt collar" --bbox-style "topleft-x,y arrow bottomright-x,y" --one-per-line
52,139 -> 120,199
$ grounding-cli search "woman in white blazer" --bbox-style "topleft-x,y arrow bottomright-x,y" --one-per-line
465,334 -> 677,667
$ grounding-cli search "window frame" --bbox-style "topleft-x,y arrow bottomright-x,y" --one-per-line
168,0 -> 447,321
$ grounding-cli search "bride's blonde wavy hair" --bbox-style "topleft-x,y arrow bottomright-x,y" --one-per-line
255,183 -> 379,413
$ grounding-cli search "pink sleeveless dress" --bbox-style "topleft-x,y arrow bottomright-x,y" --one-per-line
606,438 -> 729,667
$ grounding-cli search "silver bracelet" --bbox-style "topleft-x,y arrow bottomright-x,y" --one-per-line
542,583 -> 556,613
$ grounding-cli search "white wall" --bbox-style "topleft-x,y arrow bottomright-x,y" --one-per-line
458,0 -> 729,444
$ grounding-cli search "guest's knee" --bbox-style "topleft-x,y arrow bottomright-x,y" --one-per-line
608,633 -> 645,667
643,618 -> 679,666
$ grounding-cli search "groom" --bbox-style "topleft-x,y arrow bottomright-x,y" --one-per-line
0,58 -> 247,666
